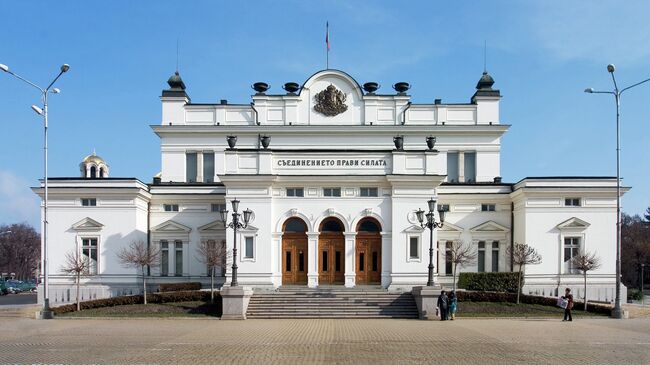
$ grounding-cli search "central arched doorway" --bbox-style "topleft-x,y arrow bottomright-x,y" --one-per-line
282,218 -> 308,285
356,218 -> 382,285
318,217 -> 345,285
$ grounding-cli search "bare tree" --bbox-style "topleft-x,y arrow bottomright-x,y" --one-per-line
448,240 -> 477,291
571,251 -> 602,311
506,242 -> 542,304
117,241 -> 160,304
196,240 -> 230,303
0,223 -> 41,280
60,250 -> 89,311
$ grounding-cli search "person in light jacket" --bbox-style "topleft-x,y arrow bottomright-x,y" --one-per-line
448,291 -> 458,320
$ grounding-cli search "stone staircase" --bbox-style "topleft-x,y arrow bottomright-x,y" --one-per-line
246,286 -> 418,319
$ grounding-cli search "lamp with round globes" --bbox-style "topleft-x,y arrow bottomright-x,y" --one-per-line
221,199 -> 253,287
415,197 -> 445,286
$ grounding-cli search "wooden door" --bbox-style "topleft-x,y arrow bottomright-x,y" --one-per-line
356,234 -> 381,285
282,235 -> 308,285
318,235 -> 344,285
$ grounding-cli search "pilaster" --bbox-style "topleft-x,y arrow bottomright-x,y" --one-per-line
344,231 -> 357,288
307,231 -> 319,287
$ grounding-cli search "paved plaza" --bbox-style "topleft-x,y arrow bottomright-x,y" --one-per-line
1,317 -> 649,364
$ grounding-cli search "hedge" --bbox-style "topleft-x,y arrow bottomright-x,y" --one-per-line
159,282 -> 202,292
457,272 -> 520,293
457,290 -> 612,315
52,290 -> 218,315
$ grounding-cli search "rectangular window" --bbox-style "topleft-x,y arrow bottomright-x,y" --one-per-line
81,198 -> 97,207
285,251 -> 291,272
174,240 -> 183,276
438,204 -> 450,212
244,236 -> 254,259
564,237 -> 580,274
323,187 -> 341,197
478,241 -> 486,272
409,236 -> 419,259
359,252 -> 365,272
481,204 -> 496,212
447,152 -> 459,182
372,251 -> 378,272
161,240 -> 169,276
335,251 -> 341,272
360,187 -> 379,197
299,251 -> 305,272
186,153 -> 198,183
81,238 -> 98,275
464,152 -> 476,183
164,204 -> 179,212
211,203 -> 226,212
445,241 -> 453,276
565,198 -> 581,207
491,241 -> 499,272
286,187 -> 304,197
203,152 -> 215,183
322,251 -> 328,272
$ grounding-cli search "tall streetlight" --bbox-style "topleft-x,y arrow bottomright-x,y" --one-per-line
415,198 -> 446,286
219,198 -> 252,287
0,63 -> 70,319
585,64 -> 650,319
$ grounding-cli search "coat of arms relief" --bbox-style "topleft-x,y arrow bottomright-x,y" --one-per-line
314,84 -> 348,116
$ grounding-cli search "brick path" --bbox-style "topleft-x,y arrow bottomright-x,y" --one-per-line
1,317 -> 649,364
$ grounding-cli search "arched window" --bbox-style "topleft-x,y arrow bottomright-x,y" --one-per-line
358,220 -> 381,232
284,218 -> 307,233
99,168 -> 104,178
90,166 -> 97,178
321,219 -> 343,232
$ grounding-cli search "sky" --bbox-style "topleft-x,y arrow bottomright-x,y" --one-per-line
1,1 -> 649,230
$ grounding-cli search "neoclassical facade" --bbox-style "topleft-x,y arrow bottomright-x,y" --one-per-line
34,68 -> 626,304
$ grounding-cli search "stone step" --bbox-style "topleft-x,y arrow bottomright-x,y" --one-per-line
247,314 -> 418,319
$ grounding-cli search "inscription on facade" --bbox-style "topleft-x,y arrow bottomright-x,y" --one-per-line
277,158 -> 387,167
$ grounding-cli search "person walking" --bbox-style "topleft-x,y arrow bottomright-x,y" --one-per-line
562,287 -> 574,321
437,290 -> 449,321
449,290 -> 458,320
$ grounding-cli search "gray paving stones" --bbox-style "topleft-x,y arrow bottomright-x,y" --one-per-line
1,317 -> 649,364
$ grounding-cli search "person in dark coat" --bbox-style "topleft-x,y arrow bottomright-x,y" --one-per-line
437,290 -> 449,321
562,287 -> 574,321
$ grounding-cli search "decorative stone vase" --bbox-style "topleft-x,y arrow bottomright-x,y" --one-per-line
393,135 -> 404,150
426,136 -> 437,150
393,82 -> 411,94
283,82 -> 300,94
363,82 -> 380,94
260,135 -> 271,149
227,135 -> 237,149
252,82 -> 270,94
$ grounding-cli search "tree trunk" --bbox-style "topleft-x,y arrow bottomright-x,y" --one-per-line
142,266 -> 147,305
453,263 -> 457,291
210,266 -> 215,304
76,272 -> 80,311
517,265 -> 523,304
584,271 -> 588,312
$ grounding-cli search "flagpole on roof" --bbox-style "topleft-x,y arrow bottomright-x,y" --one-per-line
326,21 -> 330,69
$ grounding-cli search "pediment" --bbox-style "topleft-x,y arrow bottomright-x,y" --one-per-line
198,220 -> 225,233
403,224 -> 425,234
470,221 -> 510,233
439,221 -> 463,233
151,220 -> 191,233
557,217 -> 590,230
71,217 -> 104,232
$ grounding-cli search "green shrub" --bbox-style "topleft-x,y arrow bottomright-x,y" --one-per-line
159,282 -> 202,292
52,290 -> 216,315
457,272 -> 520,293
628,289 -> 644,301
456,290 -> 612,315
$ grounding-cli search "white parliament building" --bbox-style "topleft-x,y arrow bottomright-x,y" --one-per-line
34,68 -> 625,304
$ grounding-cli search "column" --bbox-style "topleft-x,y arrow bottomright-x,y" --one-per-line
271,232 -> 282,288
307,232 -> 319,288
458,151 -> 465,183
344,232 -> 357,288
380,232 -> 392,288
196,151 -> 204,183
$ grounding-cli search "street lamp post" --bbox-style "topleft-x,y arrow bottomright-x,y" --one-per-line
642,263 -> 645,306
219,199 -> 252,287
0,63 -> 70,319
585,64 -> 650,319
415,198 -> 446,286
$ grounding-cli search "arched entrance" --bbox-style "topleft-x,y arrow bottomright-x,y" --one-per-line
318,217 -> 345,285
282,218 -> 308,285
356,218 -> 382,285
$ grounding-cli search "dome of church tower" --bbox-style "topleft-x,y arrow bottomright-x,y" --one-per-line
80,151 -> 109,178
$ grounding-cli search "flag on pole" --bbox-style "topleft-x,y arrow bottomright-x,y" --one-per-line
326,21 -> 330,51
